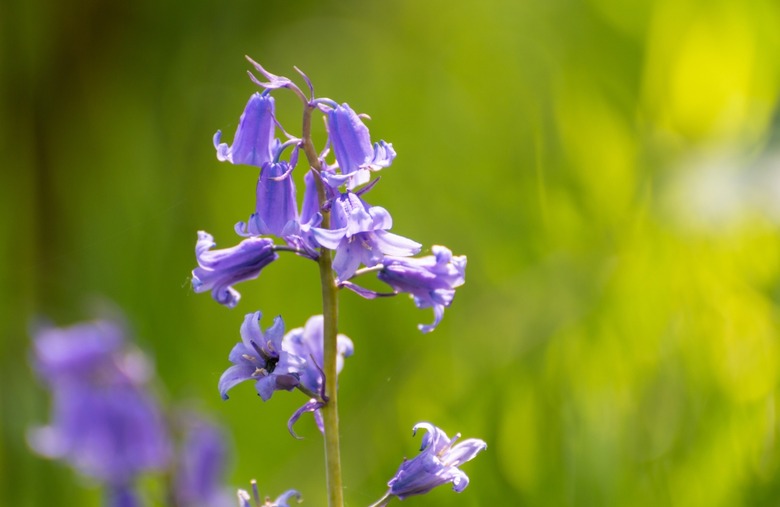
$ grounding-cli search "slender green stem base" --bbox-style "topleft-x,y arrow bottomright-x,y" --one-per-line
301,103 -> 344,507
368,491 -> 392,507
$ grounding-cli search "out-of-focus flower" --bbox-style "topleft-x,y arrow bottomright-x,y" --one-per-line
192,232 -> 278,308
214,92 -> 277,167
174,413 -> 230,507
218,312 -> 303,401
384,422 -> 486,501
327,103 -> 395,189
377,246 -> 466,333
236,480 -> 301,507
28,319 -> 171,506
311,192 -> 420,280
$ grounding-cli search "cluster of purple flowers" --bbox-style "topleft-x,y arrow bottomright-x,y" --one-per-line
216,311 -> 353,436
28,317 -> 234,507
29,59 -> 484,507
194,60 -> 467,333
190,60 -> 483,504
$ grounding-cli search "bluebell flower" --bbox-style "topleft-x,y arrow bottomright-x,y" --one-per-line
377,246 -> 466,333
28,319 -> 171,506
311,192 -> 421,280
235,160 -> 299,239
214,92 -> 277,167
174,413 -> 230,507
237,480 -> 301,507
218,312 -> 303,401
192,231 -> 278,308
284,315 -> 354,437
283,315 -> 354,395
383,423 -> 486,501
327,103 -> 396,189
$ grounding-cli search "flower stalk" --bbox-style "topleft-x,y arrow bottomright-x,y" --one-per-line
302,103 -> 344,507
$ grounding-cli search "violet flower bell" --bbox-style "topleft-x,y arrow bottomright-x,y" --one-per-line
379,423 -> 487,503
28,319 -> 171,507
311,192 -> 421,281
214,92 -> 277,167
237,480 -> 301,507
284,315 -> 354,437
283,315 -> 354,396
218,312 -> 303,401
192,231 -> 279,308
327,103 -> 396,190
236,160 -> 299,239
378,246 -> 466,333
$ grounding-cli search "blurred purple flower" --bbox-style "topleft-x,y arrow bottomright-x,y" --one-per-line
174,413 -> 230,507
218,312 -> 303,401
384,422 -> 486,501
327,103 -> 395,189
311,192 -> 420,280
214,92 -> 277,167
192,231 -> 278,308
237,480 -> 301,507
377,246 -> 466,333
28,319 -> 171,504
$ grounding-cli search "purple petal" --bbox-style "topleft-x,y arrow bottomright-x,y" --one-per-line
332,242 -> 365,281
370,140 -> 396,169
327,104 -> 372,176
218,363 -> 255,400
445,438 -> 489,467
373,231 -> 421,257
255,375 -> 277,401
254,161 -> 299,237
418,304 -> 445,334
287,399 -> 324,439
310,226 -> 346,250
214,93 -> 276,167
274,489 -> 303,507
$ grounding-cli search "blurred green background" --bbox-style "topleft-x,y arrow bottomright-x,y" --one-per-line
3,0 -> 780,505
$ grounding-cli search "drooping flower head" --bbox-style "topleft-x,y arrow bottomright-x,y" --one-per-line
219,312 -> 303,401
192,231 -> 278,308
311,192 -> 421,281
384,423 -> 486,501
378,246 -> 466,333
214,92 -> 277,167
237,480 -> 301,507
28,319 -> 171,506
327,103 -> 396,189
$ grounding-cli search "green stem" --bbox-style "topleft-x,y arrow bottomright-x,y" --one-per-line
301,103 -> 344,507
368,491 -> 392,507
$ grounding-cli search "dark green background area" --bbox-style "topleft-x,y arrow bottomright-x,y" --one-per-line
3,0 -> 780,505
